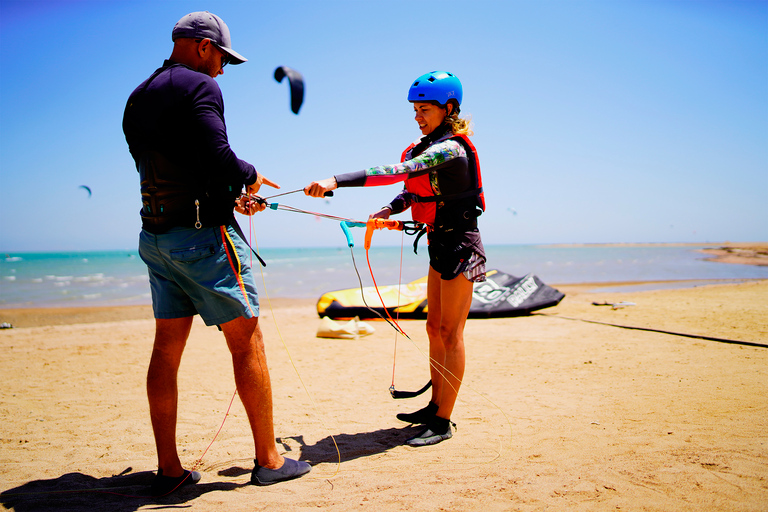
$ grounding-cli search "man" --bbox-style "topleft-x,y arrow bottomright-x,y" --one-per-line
122,11 -> 311,495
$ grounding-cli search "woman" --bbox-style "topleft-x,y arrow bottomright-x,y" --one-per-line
305,71 -> 485,446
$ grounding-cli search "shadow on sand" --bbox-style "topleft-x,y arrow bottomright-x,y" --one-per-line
280,424 -> 422,465
0,425 -> 420,511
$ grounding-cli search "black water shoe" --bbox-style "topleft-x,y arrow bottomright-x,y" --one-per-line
406,416 -> 454,446
150,469 -> 201,497
396,401 -> 439,424
251,457 -> 311,486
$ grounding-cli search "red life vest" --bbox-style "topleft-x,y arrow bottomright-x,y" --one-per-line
400,133 -> 485,228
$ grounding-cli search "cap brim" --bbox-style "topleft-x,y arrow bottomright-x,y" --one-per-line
213,43 -> 247,65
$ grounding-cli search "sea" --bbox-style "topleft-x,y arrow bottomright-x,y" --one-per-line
1,245 -> 767,309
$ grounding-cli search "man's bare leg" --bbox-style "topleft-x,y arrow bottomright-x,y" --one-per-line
220,315 -> 283,469
147,317 -> 193,477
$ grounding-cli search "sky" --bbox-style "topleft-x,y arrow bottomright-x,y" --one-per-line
0,0 -> 766,252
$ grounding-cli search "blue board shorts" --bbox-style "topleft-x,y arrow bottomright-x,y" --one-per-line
139,225 -> 259,326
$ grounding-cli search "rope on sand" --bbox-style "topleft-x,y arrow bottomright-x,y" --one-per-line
535,313 -> 768,349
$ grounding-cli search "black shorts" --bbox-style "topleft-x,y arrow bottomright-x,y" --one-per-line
427,229 -> 486,282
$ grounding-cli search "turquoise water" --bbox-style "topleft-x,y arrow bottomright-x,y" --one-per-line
1,245 -> 766,308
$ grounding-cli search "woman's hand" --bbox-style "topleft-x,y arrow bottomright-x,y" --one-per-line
369,207 -> 392,220
304,177 -> 337,198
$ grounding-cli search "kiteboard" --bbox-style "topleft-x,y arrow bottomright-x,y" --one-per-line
317,276 -> 429,320
316,270 -> 564,319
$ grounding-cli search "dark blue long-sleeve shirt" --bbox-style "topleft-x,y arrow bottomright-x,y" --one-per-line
123,60 -> 257,232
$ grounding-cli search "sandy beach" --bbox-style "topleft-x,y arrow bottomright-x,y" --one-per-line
1,269 -> 767,510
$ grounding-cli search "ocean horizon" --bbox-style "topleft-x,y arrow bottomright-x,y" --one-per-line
2,244 -> 767,309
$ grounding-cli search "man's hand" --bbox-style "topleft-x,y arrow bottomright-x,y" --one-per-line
235,194 -> 266,215
304,177 -> 337,198
246,174 -> 280,196
237,174 -> 279,215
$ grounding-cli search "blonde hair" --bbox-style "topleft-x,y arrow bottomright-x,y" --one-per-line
446,110 -> 473,136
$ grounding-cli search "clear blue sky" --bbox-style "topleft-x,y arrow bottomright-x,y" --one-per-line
1,0 -> 766,252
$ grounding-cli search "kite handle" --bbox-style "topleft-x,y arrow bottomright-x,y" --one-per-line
364,218 -> 403,250
340,222 -> 354,247
340,221 -> 366,248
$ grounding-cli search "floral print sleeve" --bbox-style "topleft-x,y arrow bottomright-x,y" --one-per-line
334,139 -> 466,188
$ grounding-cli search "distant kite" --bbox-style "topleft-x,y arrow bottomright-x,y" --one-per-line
274,66 -> 304,114
79,185 -> 92,197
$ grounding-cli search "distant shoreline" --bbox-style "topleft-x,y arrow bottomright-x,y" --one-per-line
541,241 -> 767,248
696,243 -> 768,267
541,242 -> 768,268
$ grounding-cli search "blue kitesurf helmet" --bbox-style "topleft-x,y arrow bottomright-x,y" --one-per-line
407,71 -> 463,108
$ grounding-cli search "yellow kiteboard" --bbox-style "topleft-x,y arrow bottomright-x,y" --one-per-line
316,276 -> 428,319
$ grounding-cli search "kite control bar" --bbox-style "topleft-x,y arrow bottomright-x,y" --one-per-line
246,188 -> 332,205
237,191 -> 423,251
262,188 -> 333,201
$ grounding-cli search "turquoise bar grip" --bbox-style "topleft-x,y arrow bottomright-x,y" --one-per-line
340,221 -> 355,247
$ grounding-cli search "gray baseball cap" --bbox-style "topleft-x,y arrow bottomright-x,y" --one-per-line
172,11 -> 247,65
